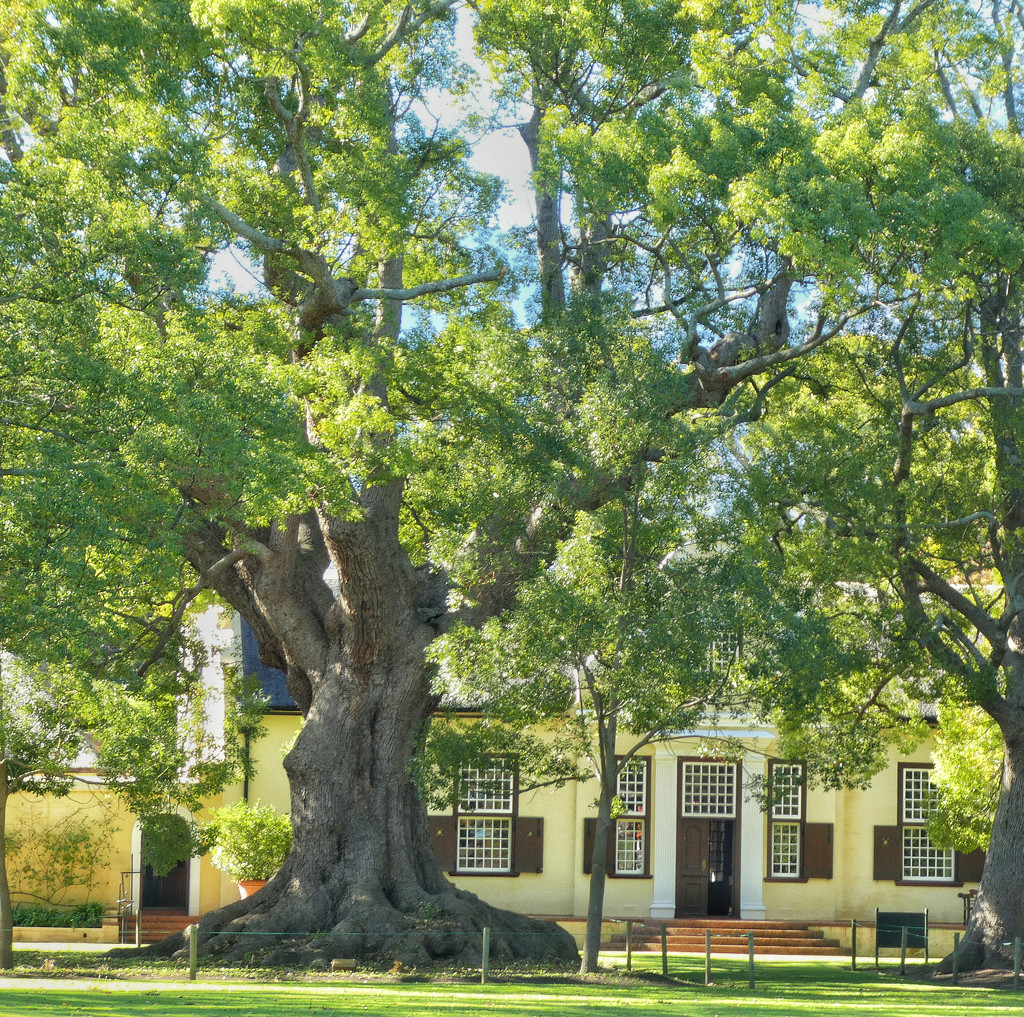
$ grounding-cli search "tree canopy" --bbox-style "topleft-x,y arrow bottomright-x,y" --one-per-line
0,0 -> 1020,969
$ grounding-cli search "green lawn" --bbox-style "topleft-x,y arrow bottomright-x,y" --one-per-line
0,954 -> 1019,1017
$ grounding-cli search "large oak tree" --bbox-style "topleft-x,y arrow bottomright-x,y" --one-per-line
0,0 -> 980,966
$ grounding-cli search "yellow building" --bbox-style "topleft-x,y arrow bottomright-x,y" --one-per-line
6,617 -> 983,944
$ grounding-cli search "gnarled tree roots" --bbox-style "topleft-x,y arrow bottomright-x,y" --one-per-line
148,879 -> 578,969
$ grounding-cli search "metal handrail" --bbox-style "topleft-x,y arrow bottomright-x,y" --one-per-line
117,870 -> 142,946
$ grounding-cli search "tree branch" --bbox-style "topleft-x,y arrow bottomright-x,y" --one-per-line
351,267 -> 505,303
905,386 -> 1024,415
907,555 -> 1007,652
713,302 -> 875,385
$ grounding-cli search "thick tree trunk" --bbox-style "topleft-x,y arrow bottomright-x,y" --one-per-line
943,719 -> 1024,971
944,612 -> 1024,972
581,791 -> 613,974
581,714 -> 619,974
175,515 -> 578,969
519,105 -> 566,322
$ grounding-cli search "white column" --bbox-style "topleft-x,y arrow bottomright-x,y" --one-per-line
739,754 -> 767,920
649,746 -> 678,919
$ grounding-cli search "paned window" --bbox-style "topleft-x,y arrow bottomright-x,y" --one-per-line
768,761 -> 806,879
617,760 -> 647,815
459,766 -> 514,813
681,761 -> 736,817
771,822 -> 801,877
902,826 -> 954,881
771,764 -> 803,819
458,817 -> 512,873
900,766 -> 953,883
456,765 -> 514,873
615,819 -> 646,874
614,759 -> 648,875
901,767 -> 934,822
708,629 -> 741,673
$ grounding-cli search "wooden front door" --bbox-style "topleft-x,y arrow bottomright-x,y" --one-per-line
676,817 -> 710,916
141,857 -> 188,909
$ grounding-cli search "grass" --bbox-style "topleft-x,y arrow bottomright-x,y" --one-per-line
0,950 -> 1019,1017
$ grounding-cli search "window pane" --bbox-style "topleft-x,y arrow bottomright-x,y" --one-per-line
459,766 -> 513,813
681,762 -> 736,817
902,826 -> 953,881
708,630 -> 741,672
615,819 -> 645,874
771,822 -> 801,877
617,760 -> 647,815
771,764 -> 803,819
457,817 -> 512,872
902,767 -> 936,823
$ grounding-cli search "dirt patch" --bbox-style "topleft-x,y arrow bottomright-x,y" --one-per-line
913,965 -> 1020,990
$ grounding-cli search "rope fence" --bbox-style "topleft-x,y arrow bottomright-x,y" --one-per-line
17,916 -> 1022,990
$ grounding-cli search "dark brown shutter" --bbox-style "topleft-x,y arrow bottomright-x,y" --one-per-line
804,823 -> 834,879
583,817 -> 596,874
873,825 -> 901,881
513,817 -> 544,874
957,848 -> 986,883
430,815 -> 456,873
583,817 -> 620,875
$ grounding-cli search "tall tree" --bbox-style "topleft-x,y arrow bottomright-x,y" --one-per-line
729,108 -> 1024,965
0,0 -> 893,965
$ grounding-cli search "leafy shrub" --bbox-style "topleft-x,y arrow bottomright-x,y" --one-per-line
11,901 -> 105,928
204,800 -> 292,881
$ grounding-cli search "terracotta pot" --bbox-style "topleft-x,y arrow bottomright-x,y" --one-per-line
237,879 -> 267,899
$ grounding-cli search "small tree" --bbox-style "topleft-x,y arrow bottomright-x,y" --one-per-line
431,331 -> 745,970
0,658 -> 87,968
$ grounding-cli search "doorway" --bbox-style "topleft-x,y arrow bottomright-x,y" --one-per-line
675,759 -> 740,917
141,857 -> 189,909
139,813 -> 191,910
675,817 -> 735,916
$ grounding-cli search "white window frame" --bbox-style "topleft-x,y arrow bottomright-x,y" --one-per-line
770,821 -> 802,878
899,765 -> 954,883
455,765 -> 514,874
614,758 -> 648,876
708,628 -> 741,674
768,761 -> 805,879
681,761 -> 737,818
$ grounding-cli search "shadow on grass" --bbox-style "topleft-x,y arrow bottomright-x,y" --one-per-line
0,952 -> 1019,1017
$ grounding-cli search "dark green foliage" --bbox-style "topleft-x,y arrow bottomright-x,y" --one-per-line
10,901 -> 104,928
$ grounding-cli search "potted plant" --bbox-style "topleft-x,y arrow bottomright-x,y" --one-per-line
204,800 -> 292,897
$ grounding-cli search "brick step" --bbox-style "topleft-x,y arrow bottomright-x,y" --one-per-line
118,911 -> 194,944
611,920 -> 847,956
628,942 -> 845,956
626,919 -> 823,930
626,929 -> 827,946
631,934 -> 839,947
631,934 -> 841,946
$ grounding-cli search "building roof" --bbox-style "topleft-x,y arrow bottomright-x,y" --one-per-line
240,619 -> 297,712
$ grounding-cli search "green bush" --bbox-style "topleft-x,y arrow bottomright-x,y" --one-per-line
11,901 -> 105,928
204,799 -> 292,882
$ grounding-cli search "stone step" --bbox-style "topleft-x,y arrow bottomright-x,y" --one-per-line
611,920 -> 848,956
627,941 -> 845,956
118,910 -> 194,944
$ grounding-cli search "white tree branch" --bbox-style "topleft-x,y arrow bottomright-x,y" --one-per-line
352,267 -> 505,303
